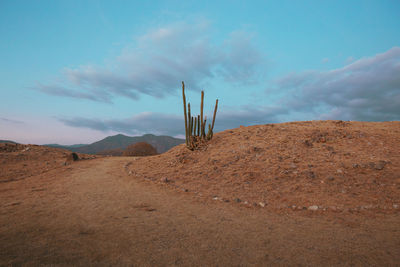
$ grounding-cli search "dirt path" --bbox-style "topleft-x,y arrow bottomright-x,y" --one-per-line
1,157 -> 399,266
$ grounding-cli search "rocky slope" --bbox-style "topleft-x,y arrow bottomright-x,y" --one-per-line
126,120 -> 400,214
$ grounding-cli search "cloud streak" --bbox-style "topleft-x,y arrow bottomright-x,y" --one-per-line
58,105 -> 284,137
275,47 -> 400,121
0,117 -> 24,124
37,21 -> 264,103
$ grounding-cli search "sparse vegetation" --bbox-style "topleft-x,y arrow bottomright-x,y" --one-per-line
123,142 -> 158,157
182,81 -> 218,150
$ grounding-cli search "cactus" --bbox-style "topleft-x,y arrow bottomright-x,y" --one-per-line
188,103 -> 192,140
211,99 -> 218,132
181,81 -> 218,150
194,116 -> 197,136
182,82 -> 188,146
197,115 -> 200,136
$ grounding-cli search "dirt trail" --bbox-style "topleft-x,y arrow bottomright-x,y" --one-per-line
1,157 -> 399,266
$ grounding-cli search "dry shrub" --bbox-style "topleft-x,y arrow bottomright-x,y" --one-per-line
123,142 -> 158,157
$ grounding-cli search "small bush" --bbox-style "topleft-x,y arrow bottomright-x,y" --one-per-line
123,142 -> 158,157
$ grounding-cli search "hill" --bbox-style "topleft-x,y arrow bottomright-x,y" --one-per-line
45,134 -> 184,155
45,143 -> 86,149
0,143 -> 97,183
126,120 -> 400,214
0,140 -> 17,144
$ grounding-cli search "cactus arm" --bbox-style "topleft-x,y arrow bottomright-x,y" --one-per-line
211,99 -> 218,131
182,81 -> 188,146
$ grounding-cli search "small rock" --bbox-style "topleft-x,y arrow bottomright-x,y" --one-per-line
336,169 -> 343,174
307,171 -> 315,179
160,177 -> 170,183
304,140 -> 313,147
393,204 -> 399,209
374,161 -> 387,170
308,205 -> 319,211
66,152 -> 79,161
234,198 -> 242,203
213,196 -> 219,200
327,176 -> 335,181
259,202 -> 266,207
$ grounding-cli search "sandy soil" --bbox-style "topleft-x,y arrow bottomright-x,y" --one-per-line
1,120 -> 399,265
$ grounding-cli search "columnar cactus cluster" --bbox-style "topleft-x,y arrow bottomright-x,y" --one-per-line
182,81 -> 218,150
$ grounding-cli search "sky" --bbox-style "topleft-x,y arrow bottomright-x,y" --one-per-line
1,0 -> 399,145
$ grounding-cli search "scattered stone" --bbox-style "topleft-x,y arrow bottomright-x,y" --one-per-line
307,171 -> 315,179
308,205 -> 319,211
66,152 -> 79,161
327,176 -> 335,181
374,161 -> 387,170
259,202 -> 266,207
213,196 -> 219,200
160,177 -> 170,183
304,140 -> 313,147
234,198 -> 242,203
336,169 -> 343,174
393,204 -> 399,209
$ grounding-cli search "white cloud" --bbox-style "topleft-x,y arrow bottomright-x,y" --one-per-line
36,21 -> 264,103
275,47 -> 400,121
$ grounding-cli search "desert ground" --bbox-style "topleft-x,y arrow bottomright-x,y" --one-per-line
1,120 -> 399,266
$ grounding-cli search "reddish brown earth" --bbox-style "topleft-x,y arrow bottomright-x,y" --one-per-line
1,120 -> 399,265
0,143 -> 97,183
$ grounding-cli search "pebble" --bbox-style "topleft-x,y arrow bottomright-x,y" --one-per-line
393,204 -> 399,209
235,198 -> 242,203
160,177 -> 170,183
259,202 -> 266,207
308,205 -> 319,211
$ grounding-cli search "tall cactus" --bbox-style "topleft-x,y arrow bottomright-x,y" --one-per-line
181,81 -> 218,149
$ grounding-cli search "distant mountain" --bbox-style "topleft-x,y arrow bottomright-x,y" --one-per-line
0,140 -> 17,144
45,134 -> 184,155
45,143 -> 86,149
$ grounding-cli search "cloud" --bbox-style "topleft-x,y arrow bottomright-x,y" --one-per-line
0,117 -> 24,124
58,105 -> 285,137
275,47 -> 400,121
36,21 -> 264,102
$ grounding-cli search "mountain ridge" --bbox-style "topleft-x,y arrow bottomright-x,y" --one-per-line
45,133 -> 184,154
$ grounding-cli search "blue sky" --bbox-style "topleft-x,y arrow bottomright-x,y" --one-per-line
1,0 -> 399,144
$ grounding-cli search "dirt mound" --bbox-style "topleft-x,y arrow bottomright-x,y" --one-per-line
0,143 -> 98,183
127,120 -> 400,214
123,142 -> 158,157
